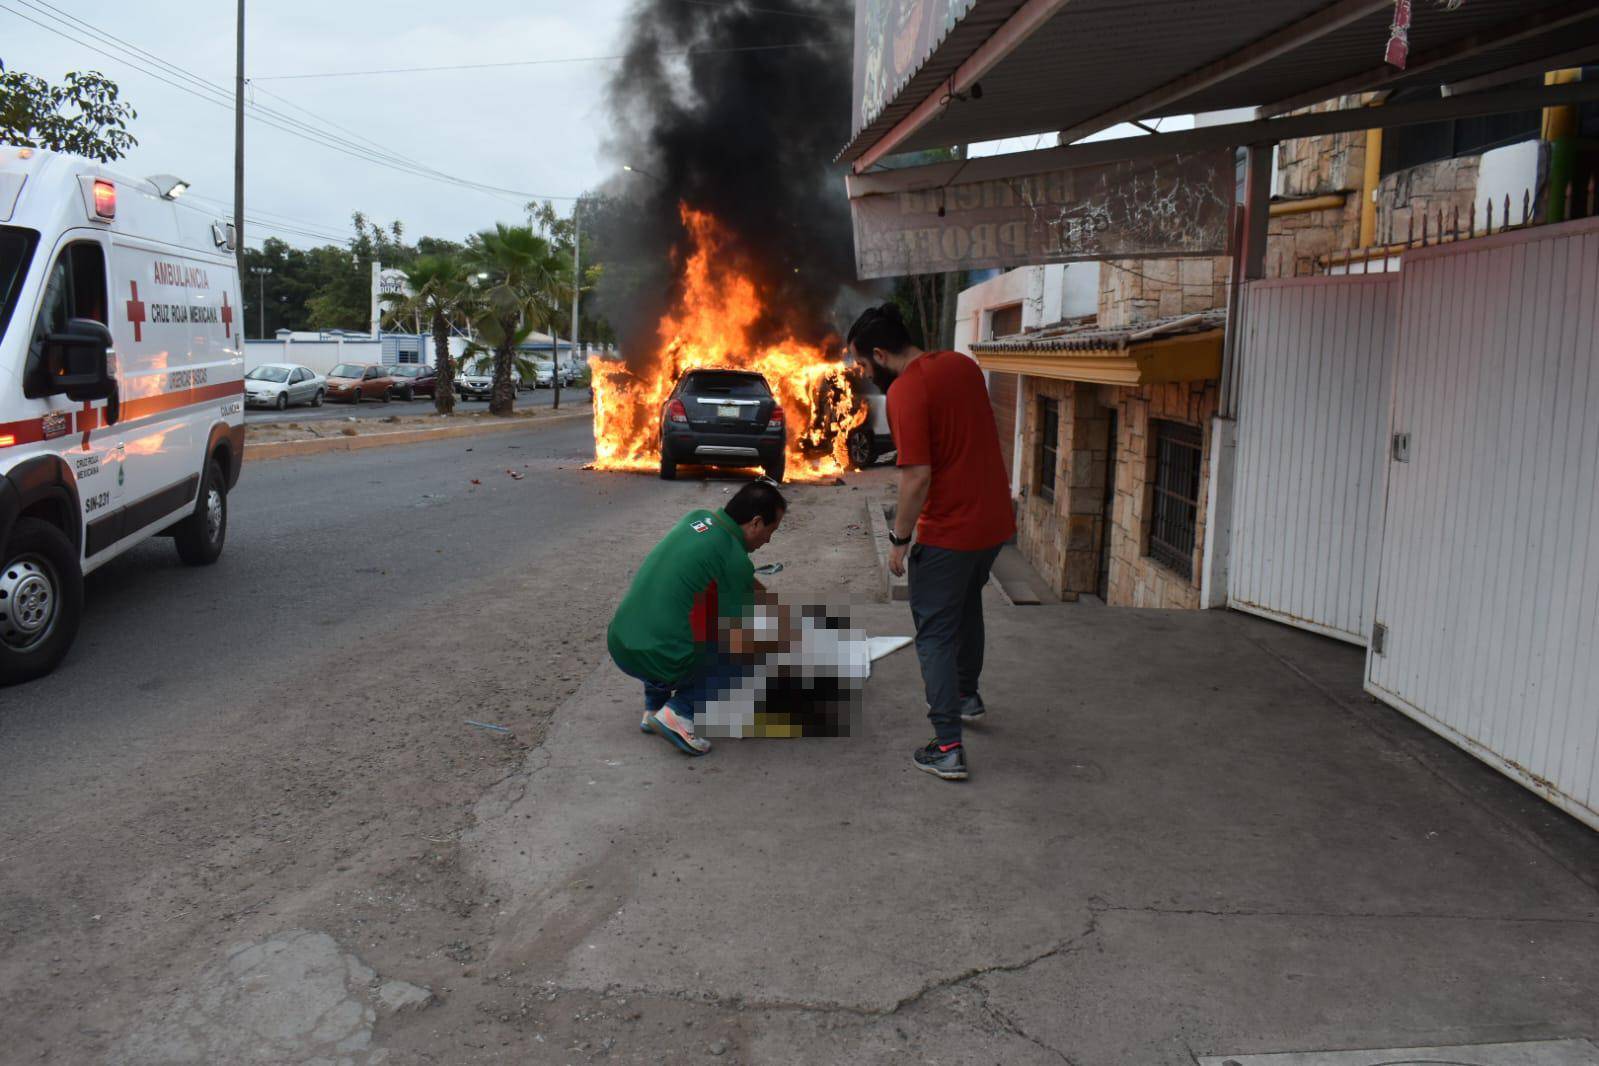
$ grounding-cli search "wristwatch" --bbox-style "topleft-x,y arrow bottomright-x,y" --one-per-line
887,531 -> 912,547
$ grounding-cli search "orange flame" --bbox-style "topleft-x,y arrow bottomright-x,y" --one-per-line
589,206 -> 863,480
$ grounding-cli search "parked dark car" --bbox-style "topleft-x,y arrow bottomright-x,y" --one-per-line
325,363 -> 394,404
659,369 -> 786,482
387,363 -> 436,400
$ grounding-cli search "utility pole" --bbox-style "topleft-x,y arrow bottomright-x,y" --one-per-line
251,266 -> 272,338
233,0 -> 245,281
559,203 -> 582,412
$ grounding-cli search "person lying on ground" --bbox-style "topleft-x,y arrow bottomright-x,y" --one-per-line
606,478 -> 792,756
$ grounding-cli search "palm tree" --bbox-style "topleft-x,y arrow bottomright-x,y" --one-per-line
470,224 -> 569,416
382,254 -> 473,415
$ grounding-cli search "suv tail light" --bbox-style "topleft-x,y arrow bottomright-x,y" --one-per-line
767,406 -> 785,431
667,398 -> 688,424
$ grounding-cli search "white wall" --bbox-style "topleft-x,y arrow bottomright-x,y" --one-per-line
244,338 -> 383,375
1474,140 -> 1541,230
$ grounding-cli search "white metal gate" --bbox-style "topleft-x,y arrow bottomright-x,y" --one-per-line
1229,274 -> 1400,644
1368,218 -> 1599,831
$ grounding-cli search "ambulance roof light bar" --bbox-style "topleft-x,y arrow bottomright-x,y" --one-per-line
147,174 -> 189,200
91,179 -> 116,220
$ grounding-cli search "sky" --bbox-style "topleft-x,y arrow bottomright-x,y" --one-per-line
3,0 -> 1203,255
3,0 -> 641,249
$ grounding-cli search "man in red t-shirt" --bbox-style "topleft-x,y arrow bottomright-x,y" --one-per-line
847,304 -> 1015,782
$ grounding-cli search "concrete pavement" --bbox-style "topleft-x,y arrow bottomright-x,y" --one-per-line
463,584 -> 1599,1062
4,423 -> 1596,1063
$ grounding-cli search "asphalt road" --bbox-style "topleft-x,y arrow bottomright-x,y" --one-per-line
244,385 -> 591,425
0,415 -> 635,816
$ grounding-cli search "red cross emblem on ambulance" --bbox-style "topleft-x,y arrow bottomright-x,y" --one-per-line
125,281 -> 146,342
221,292 -> 233,338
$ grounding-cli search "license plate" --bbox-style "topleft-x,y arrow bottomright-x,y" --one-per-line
717,405 -> 740,419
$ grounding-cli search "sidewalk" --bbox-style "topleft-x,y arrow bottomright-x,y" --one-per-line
457,526 -> 1599,1062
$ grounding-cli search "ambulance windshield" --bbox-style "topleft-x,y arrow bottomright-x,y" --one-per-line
0,226 -> 39,346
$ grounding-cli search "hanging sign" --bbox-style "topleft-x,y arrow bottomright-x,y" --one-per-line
848,150 -> 1236,280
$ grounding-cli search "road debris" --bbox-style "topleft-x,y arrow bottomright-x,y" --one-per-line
465,720 -> 512,734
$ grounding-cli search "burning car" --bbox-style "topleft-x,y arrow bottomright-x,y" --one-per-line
659,369 -> 786,482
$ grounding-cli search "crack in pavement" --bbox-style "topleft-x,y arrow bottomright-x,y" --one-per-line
973,978 -> 1081,1065
537,910 -> 1104,1024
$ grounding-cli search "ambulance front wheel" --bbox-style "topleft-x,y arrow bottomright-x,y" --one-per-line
0,518 -> 83,687
174,461 -> 228,567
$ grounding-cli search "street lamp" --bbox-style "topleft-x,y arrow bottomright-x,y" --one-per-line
621,164 -> 662,183
250,266 -> 272,339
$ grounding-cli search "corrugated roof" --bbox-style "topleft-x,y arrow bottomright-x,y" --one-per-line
971,309 -> 1227,353
840,0 -> 1599,164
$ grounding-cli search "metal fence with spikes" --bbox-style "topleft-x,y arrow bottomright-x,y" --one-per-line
1289,176 -> 1599,278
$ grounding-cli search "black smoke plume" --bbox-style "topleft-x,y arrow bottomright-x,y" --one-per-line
594,0 -> 856,366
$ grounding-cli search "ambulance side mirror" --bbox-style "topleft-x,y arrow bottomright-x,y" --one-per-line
44,318 -> 117,404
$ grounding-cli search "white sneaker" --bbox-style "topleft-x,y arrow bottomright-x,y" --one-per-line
647,706 -> 712,755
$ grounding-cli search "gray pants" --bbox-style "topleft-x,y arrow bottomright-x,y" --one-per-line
907,542 -> 1001,744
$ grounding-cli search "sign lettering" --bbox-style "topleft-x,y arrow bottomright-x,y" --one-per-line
849,151 -> 1236,279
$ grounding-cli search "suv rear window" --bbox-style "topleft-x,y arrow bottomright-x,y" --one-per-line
683,371 -> 770,398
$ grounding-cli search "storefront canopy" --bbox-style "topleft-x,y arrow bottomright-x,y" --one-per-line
842,0 -> 1599,172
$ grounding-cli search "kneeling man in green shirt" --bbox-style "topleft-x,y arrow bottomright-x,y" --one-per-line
608,479 -> 789,756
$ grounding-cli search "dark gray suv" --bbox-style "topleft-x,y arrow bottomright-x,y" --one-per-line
660,369 -> 786,483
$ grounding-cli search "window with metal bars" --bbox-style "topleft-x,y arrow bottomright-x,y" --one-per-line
1148,419 -> 1202,580
1036,397 -> 1059,503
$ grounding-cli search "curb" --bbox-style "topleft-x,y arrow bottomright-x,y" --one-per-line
865,494 -> 910,603
244,407 -> 592,463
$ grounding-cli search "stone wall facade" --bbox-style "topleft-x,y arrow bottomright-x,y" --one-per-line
1105,380 -> 1218,610
1374,156 -> 1488,246
1012,375 -> 1216,608
1097,257 -> 1232,328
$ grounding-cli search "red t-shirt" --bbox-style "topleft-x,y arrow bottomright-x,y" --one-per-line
886,350 -> 1016,551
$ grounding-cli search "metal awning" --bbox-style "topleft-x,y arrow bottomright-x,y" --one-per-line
841,0 -> 1599,171
970,311 -> 1225,386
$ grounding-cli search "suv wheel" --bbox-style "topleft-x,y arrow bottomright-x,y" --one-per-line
174,461 -> 228,567
0,518 -> 83,686
846,426 -> 875,469
659,453 -> 677,481
763,457 -> 786,484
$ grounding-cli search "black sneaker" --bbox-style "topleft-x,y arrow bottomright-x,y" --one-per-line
913,739 -> 968,781
958,693 -> 986,721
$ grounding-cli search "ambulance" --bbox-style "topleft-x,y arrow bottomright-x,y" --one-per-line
0,147 -> 245,685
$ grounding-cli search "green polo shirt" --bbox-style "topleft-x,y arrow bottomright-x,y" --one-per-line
607,508 -> 755,683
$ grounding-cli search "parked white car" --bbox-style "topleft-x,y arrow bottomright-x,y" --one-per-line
244,363 -> 324,411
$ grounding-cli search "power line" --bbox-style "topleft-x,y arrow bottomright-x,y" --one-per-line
1,1 -> 583,202
183,192 -> 351,239
169,196 -> 351,245
251,42 -> 816,81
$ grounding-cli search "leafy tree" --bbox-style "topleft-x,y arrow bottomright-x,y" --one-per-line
527,197 -> 613,369
469,224 -> 569,416
382,255 -> 474,415
302,212 -> 418,330
0,61 -> 136,161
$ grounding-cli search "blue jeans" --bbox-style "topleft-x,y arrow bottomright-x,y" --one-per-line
618,647 -> 747,721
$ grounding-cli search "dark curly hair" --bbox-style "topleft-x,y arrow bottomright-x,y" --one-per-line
845,303 -> 916,360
